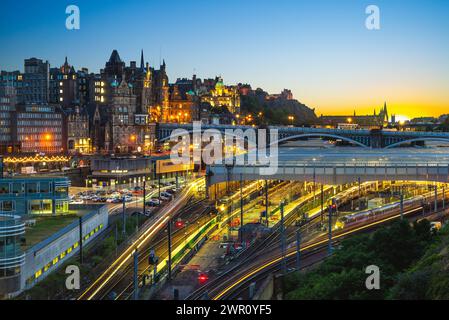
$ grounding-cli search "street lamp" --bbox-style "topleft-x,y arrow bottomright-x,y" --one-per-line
288,115 -> 294,126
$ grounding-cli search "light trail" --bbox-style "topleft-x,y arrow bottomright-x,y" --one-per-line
78,178 -> 204,300
212,206 -> 422,300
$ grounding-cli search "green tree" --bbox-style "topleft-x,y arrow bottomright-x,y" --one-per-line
284,220 -> 434,300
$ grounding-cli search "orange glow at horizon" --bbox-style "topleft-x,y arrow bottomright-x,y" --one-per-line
294,73 -> 449,119
311,98 -> 448,119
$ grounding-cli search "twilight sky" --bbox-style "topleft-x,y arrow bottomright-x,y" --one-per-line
1,0 -> 448,118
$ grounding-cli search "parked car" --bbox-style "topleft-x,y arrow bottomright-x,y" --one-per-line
146,200 -> 160,207
161,192 -> 173,198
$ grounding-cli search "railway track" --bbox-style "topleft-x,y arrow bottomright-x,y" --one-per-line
95,199 -> 210,300
78,178 -> 205,300
115,203 -> 213,300
187,202 -> 431,300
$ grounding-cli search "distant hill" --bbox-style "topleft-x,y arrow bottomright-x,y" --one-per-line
240,90 -> 317,126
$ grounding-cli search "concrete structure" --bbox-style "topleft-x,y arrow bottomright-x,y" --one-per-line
21,204 -> 108,292
206,148 -> 449,187
14,104 -> 65,154
0,214 -> 25,298
0,94 -> 18,154
0,177 -> 70,216
87,155 -> 194,188
0,101 -> 65,155
87,156 -> 152,188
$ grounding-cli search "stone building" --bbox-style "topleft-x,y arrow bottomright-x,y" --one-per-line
67,106 -> 91,154
49,57 -> 78,109
200,76 -> 240,114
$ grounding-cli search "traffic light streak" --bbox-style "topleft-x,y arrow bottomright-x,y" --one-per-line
78,179 -> 204,300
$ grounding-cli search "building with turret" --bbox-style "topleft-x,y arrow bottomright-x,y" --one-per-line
49,57 -> 79,109
84,49 -> 170,153
200,76 -> 240,114
319,102 -> 391,128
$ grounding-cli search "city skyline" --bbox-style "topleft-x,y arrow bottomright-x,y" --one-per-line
1,0 -> 448,118
2,1 -> 449,304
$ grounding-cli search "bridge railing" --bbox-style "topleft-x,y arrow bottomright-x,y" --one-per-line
270,126 -> 370,135
382,130 -> 449,137
210,161 -> 449,168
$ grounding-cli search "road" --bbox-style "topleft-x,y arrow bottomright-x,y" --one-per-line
77,177 -> 204,300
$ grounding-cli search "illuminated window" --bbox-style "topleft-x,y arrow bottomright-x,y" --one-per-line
56,200 -> 68,213
55,186 -> 68,195
41,200 -> 53,214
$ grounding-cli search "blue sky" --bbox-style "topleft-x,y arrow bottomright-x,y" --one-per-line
1,0 -> 448,117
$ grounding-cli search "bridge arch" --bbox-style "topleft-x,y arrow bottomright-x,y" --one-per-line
385,137 -> 449,149
270,133 -> 369,148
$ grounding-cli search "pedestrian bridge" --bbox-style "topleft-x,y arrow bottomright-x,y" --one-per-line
206,148 -> 449,186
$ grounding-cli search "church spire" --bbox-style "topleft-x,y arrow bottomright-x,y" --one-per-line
140,49 -> 145,71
